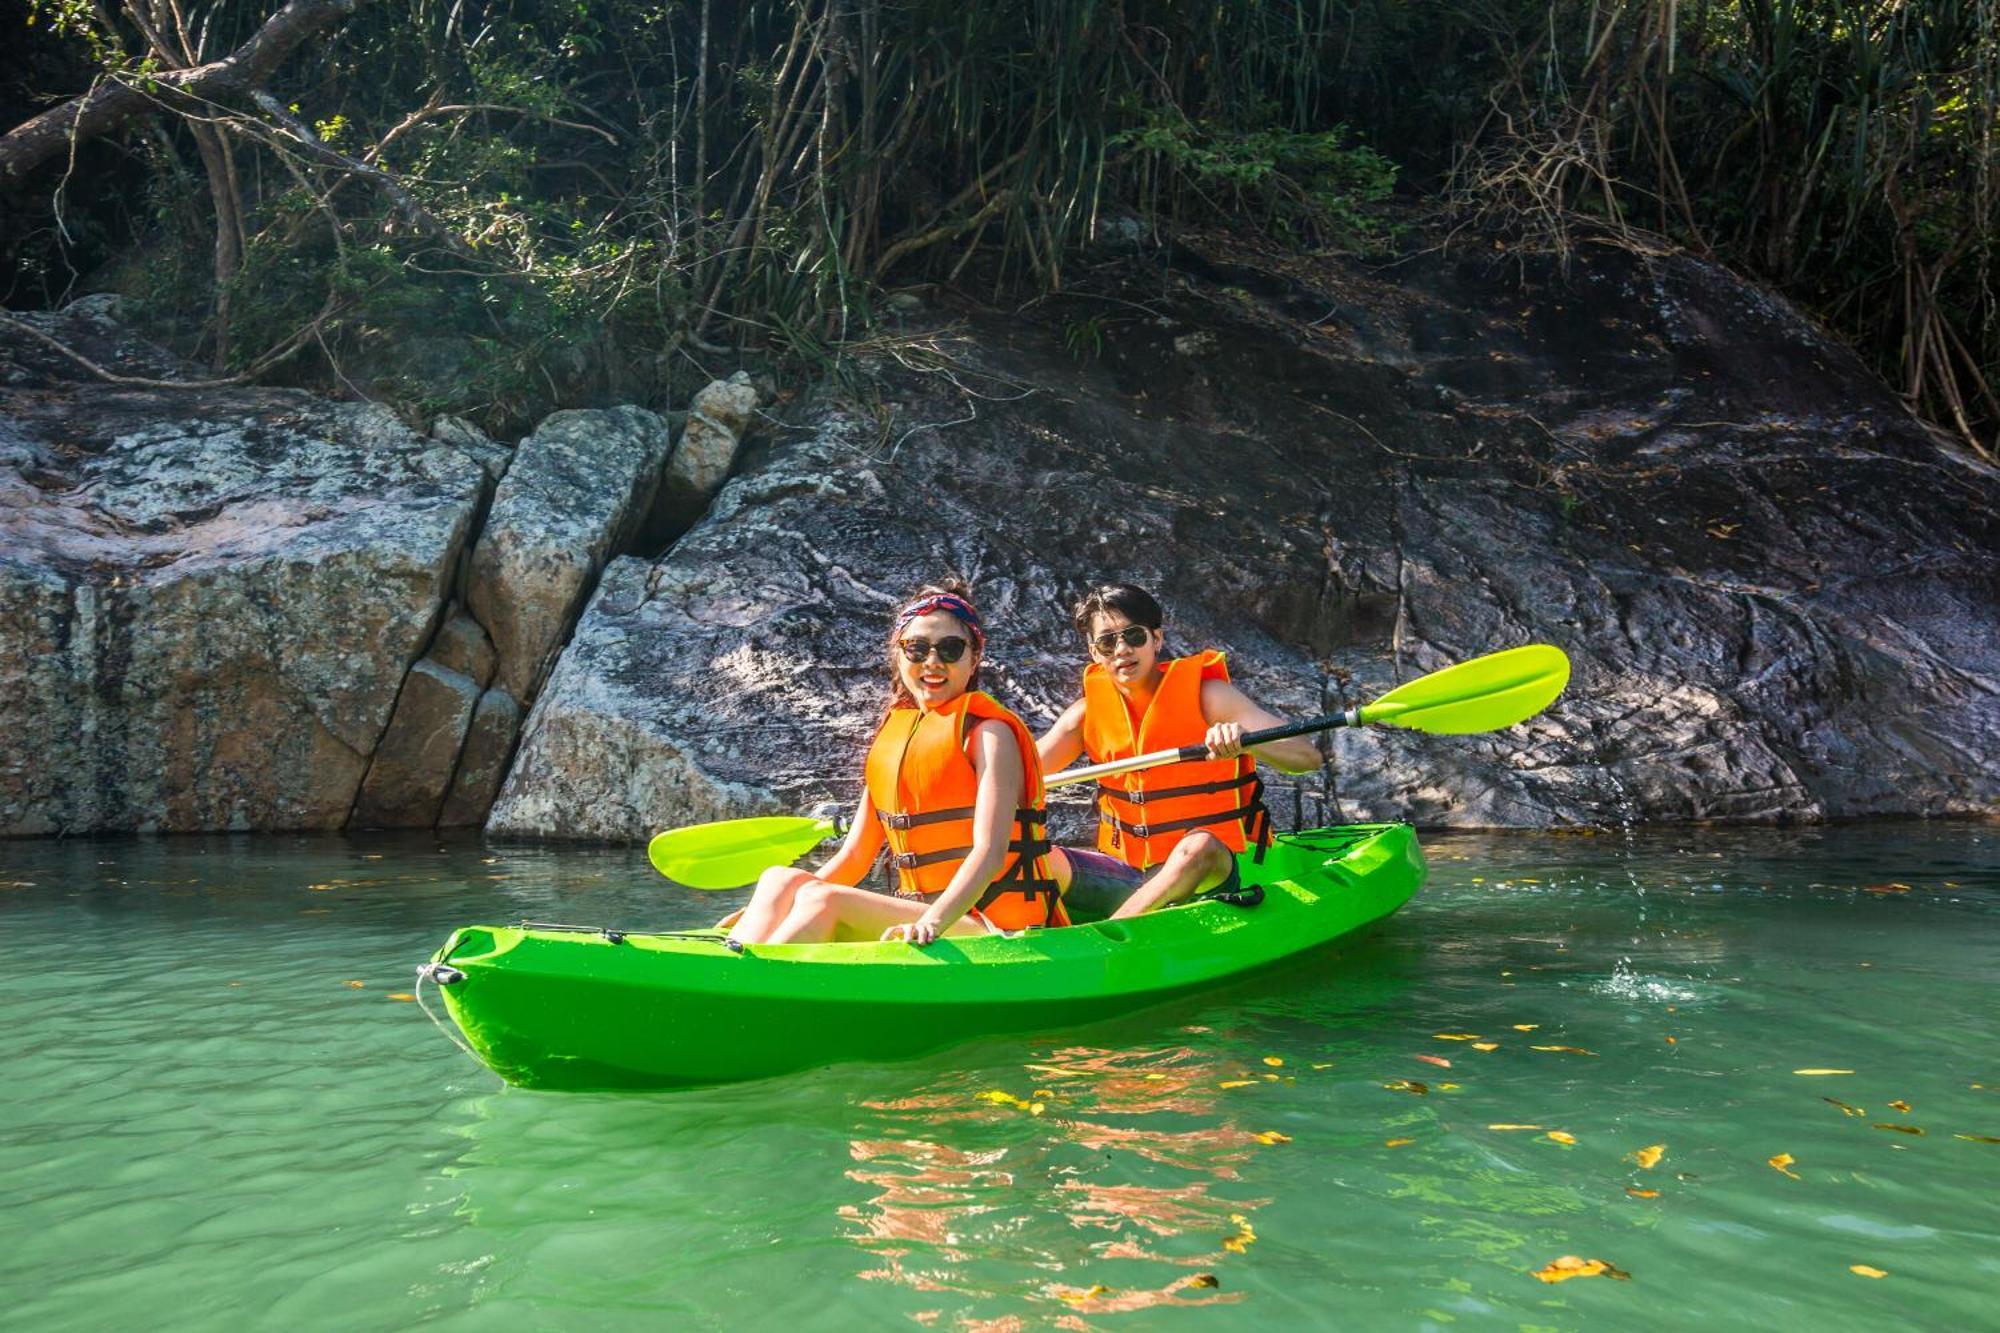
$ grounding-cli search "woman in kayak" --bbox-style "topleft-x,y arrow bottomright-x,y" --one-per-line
1037,583 -> 1324,919
726,583 -> 1066,946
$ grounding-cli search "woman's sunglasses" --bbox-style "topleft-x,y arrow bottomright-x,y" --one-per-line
1089,625 -> 1154,656
898,636 -> 970,665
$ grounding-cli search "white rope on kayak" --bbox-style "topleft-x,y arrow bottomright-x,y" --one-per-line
411,963 -> 484,1067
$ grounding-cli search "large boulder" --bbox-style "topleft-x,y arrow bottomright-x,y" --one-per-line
0,301 -> 489,835
490,242 -> 1998,838
464,406 -> 674,706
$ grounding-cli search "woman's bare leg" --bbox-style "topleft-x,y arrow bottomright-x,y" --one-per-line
727,866 -> 816,944
767,883 -> 993,945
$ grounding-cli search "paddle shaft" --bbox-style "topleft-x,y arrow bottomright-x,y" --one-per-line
1043,709 -> 1359,789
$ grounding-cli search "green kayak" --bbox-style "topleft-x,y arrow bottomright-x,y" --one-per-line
423,823 -> 1424,1090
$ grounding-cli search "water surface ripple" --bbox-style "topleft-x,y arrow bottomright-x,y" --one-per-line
1,825 -> 1995,1328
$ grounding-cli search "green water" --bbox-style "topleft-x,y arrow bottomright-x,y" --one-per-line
2,825 -> 1995,1329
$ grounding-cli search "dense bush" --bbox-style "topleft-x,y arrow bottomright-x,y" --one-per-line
5,0 -> 1994,456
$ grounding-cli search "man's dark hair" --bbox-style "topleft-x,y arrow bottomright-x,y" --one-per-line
1071,583 -> 1164,638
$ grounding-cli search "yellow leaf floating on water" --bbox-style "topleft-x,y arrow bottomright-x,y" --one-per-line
1630,1144 -> 1665,1169
1546,1131 -> 1577,1145
1311,1062 -> 1334,1070
1954,1134 -> 2000,1144
978,1090 -> 1036,1111
1029,1102 -> 1047,1116
1850,1265 -> 1888,1279
1385,1138 -> 1415,1148
1513,1024 -> 1539,1031
1383,1079 -> 1429,1095
1489,1124 -> 1543,1131
1436,1082 -> 1462,1091
1533,1255 -> 1630,1284
1254,1131 -> 1293,1145
1188,1273 -> 1220,1289
1434,1033 -> 1480,1041
1218,1080 -> 1257,1090
1823,1097 -> 1868,1117
1626,1187 -> 1661,1199
1794,1069 -> 1855,1076
1263,1056 -> 1285,1067
1144,1073 -> 1167,1081
1059,1284 -> 1115,1304
345,980 -> 365,989
1871,1123 -> 1924,1136
1472,1042 -> 1500,1052
1415,1054 -> 1452,1068
1531,1045 -> 1598,1056
386,992 -> 416,1002
1769,1153 -> 1801,1179
1888,1099 -> 1911,1113
1222,1214 -> 1257,1254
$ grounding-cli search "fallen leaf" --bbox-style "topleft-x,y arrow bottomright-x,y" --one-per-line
1954,1134 -> 2000,1144
1533,1255 -> 1630,1284
1383,1079 -> 1429,1095
1888,1099 -> 1911,1113
1794,1069 -> 1855,1076
1436,1082 -> 1462,1091
386,992 -> 416,1002
1630,1144 -> 1665,1169
1625,1187 -> 1661,1199
1415,1054 -> 1452,1068
1488,1123 -> 1543,1131
1260,1073 -> 1280,1082
1310,1062 -> 1333,1070
1187,1273 -> 1219,1289
1665,1036 -> 1678,1045
1531,1045 -> 1598,1056
1871,1123 -> 1924,1136
1253,1131 -> 1292,1145
1144,1073 -> 1166,1081
1434,1033 -> 1481,1041
1263,1056 -> 1284,1067
1863,882 -> 1912,893
1222,1214 -> 1257,1254
1546,1131 -> 1577,1145
1384,1138 -> 1414,1148
345,980 -> 365,989
1218,1080 -> 1256,1089
1029,1102 -> 1047,1116
1472,1042 -> 1500,1052
1823,1097 -> 1867,1117
1769,1152 -> 1800,1179
1059,1284 -> 1115,1304
1512,1024 -> 1540,1031
1850,1265 -> 1888,1279
1706,522 -> 1740,539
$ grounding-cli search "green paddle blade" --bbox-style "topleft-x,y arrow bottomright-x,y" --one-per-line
1357,644 -> 1570,734
646,815 -> 838,889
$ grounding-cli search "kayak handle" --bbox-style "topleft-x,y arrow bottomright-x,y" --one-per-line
1046,710 -> 1357,789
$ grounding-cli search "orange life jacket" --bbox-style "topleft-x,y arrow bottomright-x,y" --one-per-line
1080,650 -> 1270,870
863,691 -> 1067,930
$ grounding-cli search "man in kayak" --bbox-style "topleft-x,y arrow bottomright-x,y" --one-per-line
1037,584 -> 1324,919
726,582 -> 1067,946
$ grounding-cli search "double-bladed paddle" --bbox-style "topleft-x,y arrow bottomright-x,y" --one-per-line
646,643 -> 1569,888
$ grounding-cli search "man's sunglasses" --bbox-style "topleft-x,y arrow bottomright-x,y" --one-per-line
898,636 -> 970,665
1089,625 -> 1154,656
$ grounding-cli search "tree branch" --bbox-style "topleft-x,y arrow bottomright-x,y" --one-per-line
0,0 -> 371,185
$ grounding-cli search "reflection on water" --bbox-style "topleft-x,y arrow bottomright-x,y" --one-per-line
841,1045 -> 1256,1316
0,823 -> 1995,1328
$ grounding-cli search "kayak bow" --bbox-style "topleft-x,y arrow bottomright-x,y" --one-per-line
424,823 -> 1424,1090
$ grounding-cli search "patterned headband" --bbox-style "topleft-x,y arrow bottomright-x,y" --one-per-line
893,593 -> 984,648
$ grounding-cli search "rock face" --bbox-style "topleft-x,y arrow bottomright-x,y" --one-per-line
465,406 -> 674,705
492,242 -> 1998,838
0,301 -> 490,834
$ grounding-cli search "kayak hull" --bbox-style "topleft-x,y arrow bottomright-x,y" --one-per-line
427,823 -> 1424,1090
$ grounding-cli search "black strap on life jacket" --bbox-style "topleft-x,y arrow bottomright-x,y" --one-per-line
1098,770 -> 1272,864
882,804 -> 1062,924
